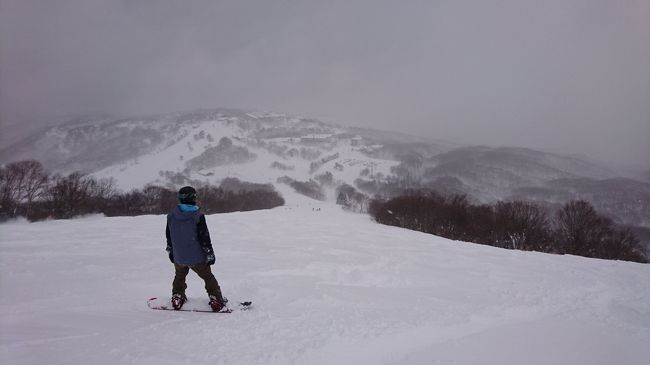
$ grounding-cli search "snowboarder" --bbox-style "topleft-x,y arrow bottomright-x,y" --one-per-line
165,186 -> 228,311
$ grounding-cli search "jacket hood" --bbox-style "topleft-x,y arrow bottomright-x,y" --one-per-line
178,204 -> 199,212
171,205 -> 200,221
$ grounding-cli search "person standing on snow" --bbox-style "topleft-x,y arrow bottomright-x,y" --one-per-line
165,186 -> 228,311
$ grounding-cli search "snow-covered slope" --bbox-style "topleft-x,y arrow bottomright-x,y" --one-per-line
1,199 -> 648,365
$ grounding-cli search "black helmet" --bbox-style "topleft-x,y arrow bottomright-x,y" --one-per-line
178,186 -> 197,204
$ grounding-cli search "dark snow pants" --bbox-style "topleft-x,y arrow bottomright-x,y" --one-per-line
172,263 -> 224,301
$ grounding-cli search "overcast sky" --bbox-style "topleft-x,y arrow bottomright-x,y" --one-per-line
1,0 -> 648,166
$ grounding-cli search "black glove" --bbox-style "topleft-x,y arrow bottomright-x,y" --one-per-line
206,253 -> 215,265
166,245 -> 174,263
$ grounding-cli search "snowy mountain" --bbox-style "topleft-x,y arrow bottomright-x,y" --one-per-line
420,147 -> 650,226
424,146 -> 614,198
1,199 -> 648,364
0,109 -> 436,190
1,108 -> 648,226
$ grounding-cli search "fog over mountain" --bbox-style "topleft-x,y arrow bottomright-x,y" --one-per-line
1,0 -> 648,167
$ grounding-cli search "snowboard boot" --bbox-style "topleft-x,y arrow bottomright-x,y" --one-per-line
171,294 -> 187,310
209,295 -> 228,312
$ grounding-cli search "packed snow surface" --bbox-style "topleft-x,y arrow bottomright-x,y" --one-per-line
1,197 -> 649,365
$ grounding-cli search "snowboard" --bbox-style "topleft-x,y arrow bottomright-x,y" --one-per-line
147,297 -> 252,313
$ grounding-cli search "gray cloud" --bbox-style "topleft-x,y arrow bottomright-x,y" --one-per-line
1,0 -> 648,167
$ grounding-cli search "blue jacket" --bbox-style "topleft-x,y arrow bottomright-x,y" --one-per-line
165,205 -> 213,265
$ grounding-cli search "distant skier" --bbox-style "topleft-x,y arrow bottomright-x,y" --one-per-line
165,186 -> 228,311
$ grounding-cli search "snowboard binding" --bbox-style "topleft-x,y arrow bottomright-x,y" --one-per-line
171,294 -> 187,310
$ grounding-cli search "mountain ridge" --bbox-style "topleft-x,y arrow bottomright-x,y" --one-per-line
1,108 -> 648,227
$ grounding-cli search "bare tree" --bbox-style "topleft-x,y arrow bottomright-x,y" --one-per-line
0,160 -> 49,218
337,184 -> 370,212
18,161 -> 49,216
554,200 -> 612,256
141,185 -> 176,213
597,228 -> 648,263
0,165 -> 19,217
46,172 -> 97,218
494,201 -> 550,251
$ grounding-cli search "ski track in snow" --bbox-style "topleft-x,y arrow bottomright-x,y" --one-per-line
1,198 -> 649,365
